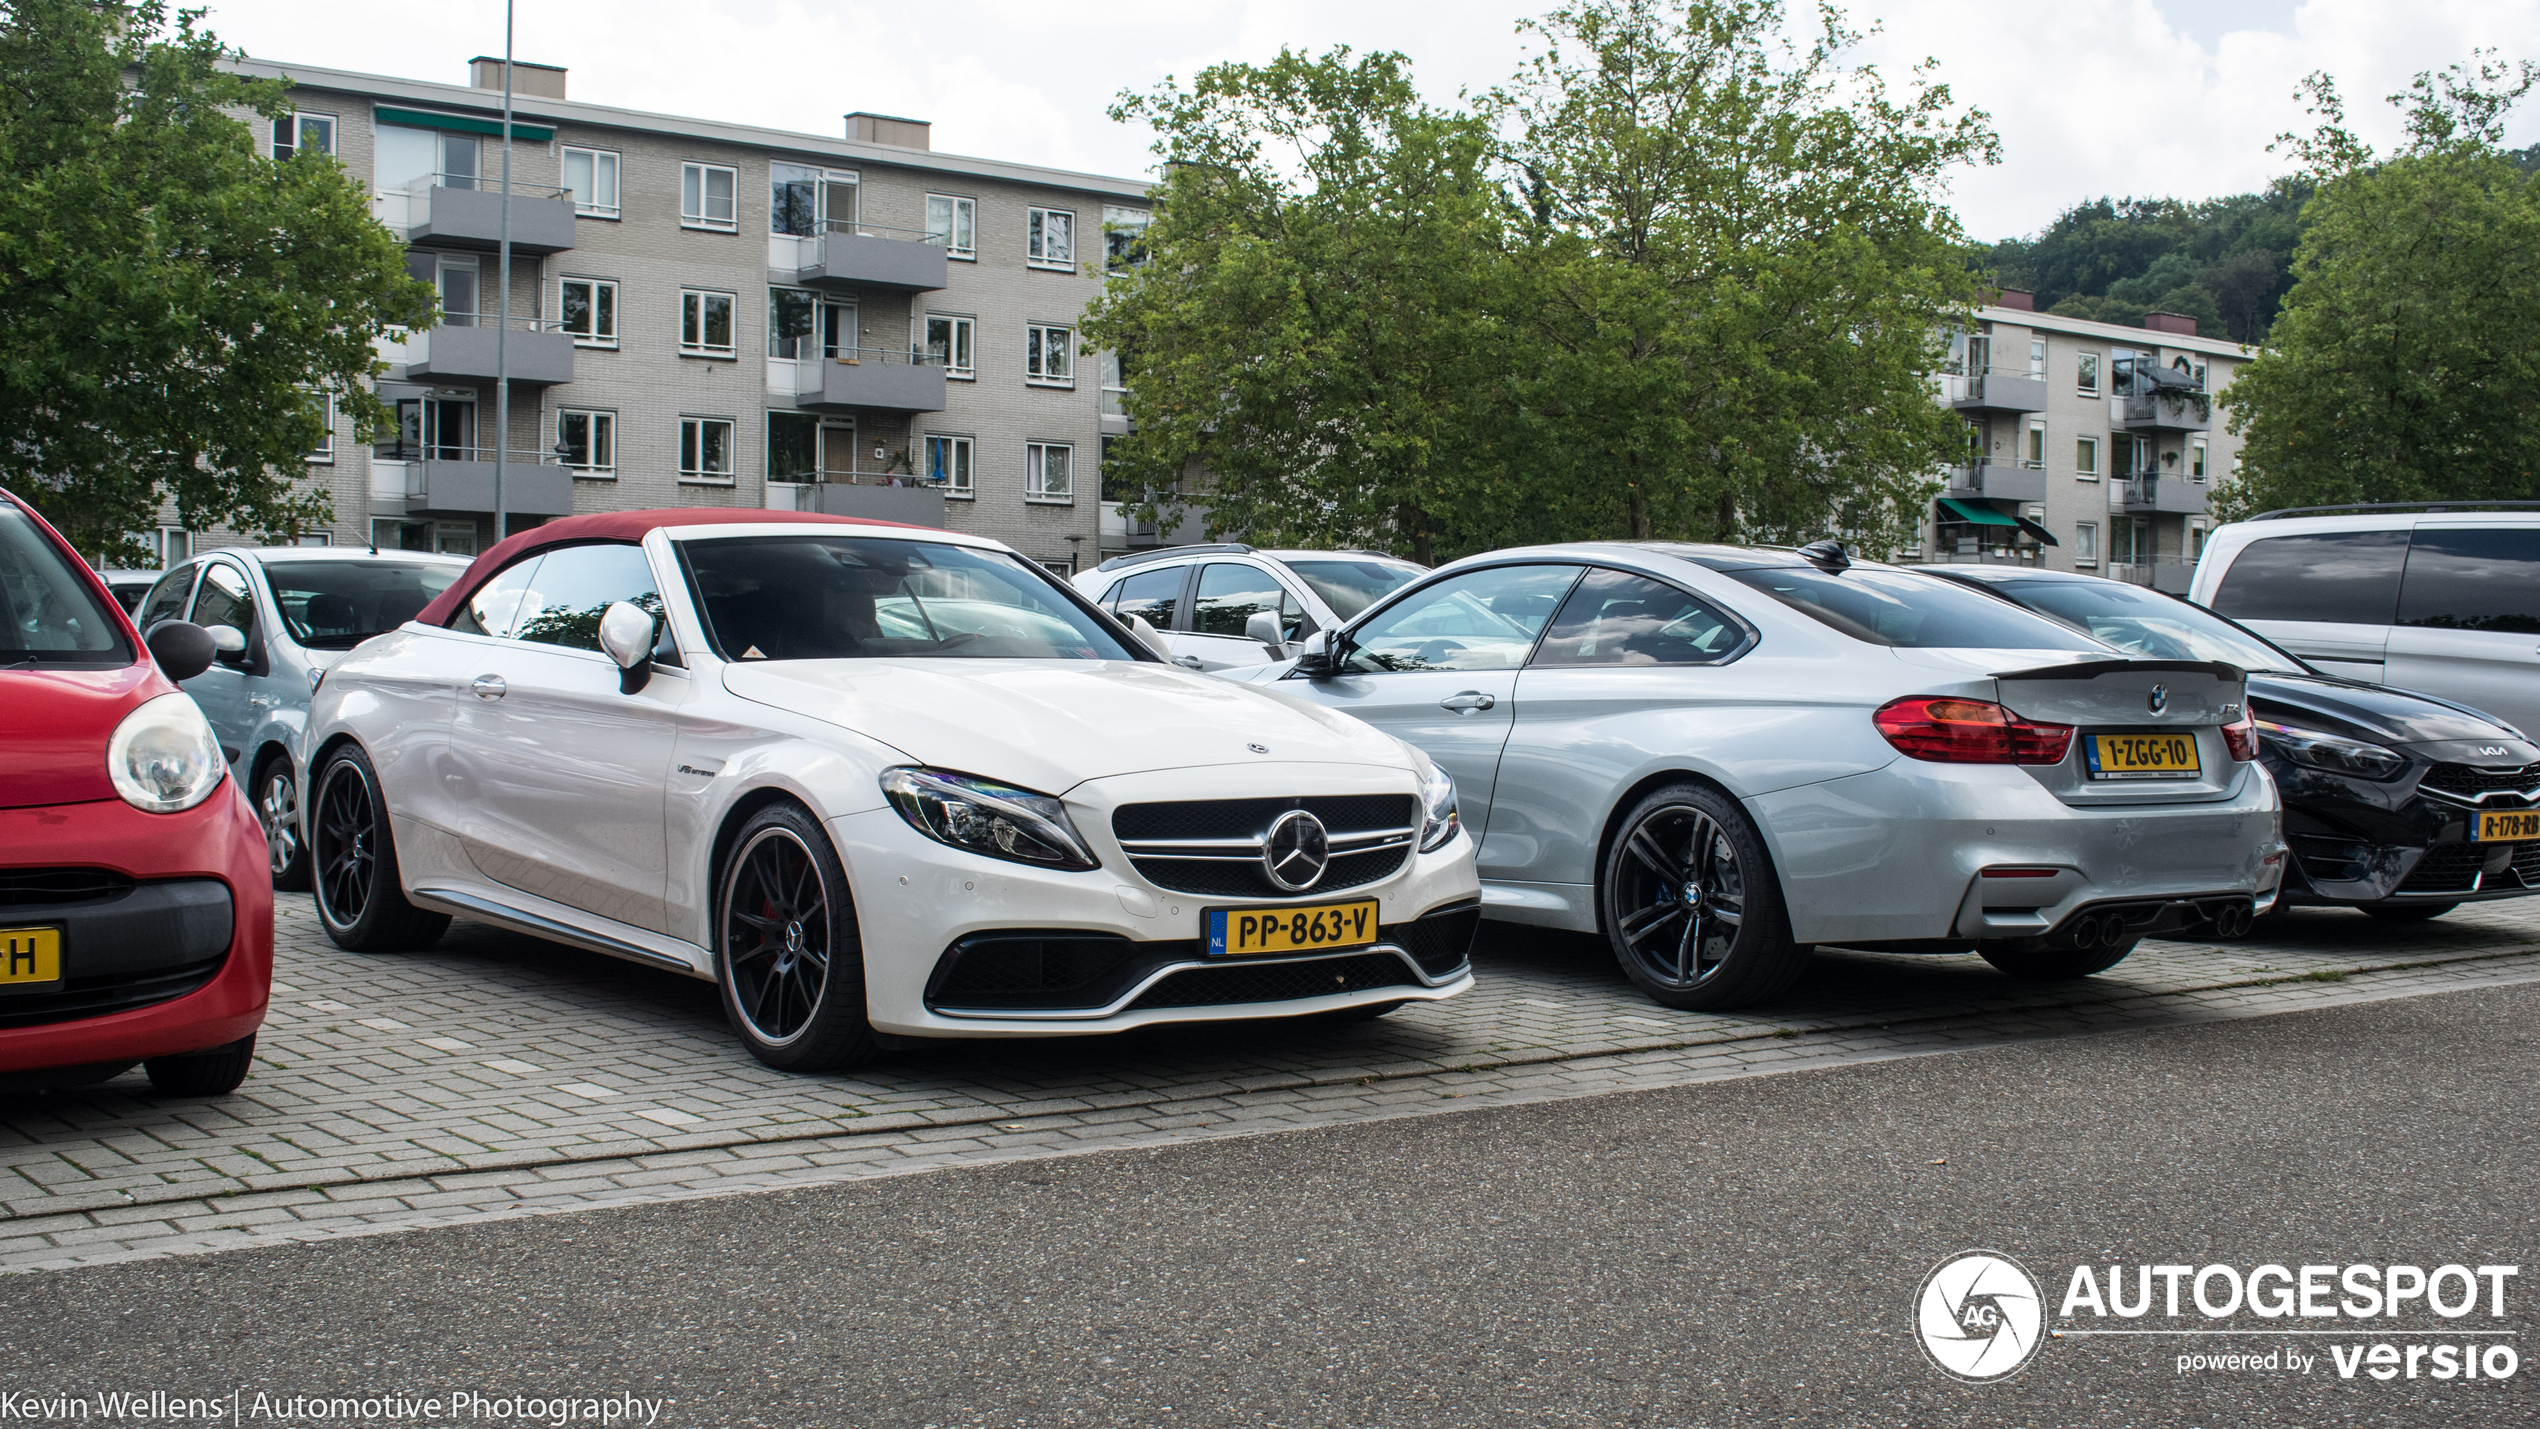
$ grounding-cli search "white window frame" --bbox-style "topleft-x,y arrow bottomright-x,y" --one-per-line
681,161 -> 738,232
2077,352 -> 2101,397
768,286 -> 820,361
307,389 -> 336,463
1025,323 -> 1074,386
924,433 -> 975,499
1026,207 -> 1075,270
924,314 -> 976,379
679,416 -> 737,483
557,408 -> 617,477
561,146 -> 621,219
274,111 -> 335,161
2190,436 -> 2209,482
2074,436 -> 2100,481
926,194 -> 977,259
2027,337 -> 2046,380
1026,441 -> 1074,503
2074,521 -> 2099,567
2022,419 -> 2045,470
558,276 -> 618,347
680,288 -> 737,357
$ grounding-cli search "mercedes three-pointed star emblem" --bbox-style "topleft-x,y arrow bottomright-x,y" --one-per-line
1261,809 -> 1331,892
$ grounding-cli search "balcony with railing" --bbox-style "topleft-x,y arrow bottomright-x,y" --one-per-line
382,315 -> 575,387
1943,461 -> 2047,502
2105,555 -> 2196,593
381,173 -> 578,255
1942,367 -> 2050,415
368,444 -> 575,519
765,470 -> 948,526
2110,473 -> 2209,515
770,220 -> 950,293
789,345 -> 949,413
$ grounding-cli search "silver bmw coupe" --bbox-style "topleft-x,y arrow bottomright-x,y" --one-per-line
1220,542 -> 2287,1008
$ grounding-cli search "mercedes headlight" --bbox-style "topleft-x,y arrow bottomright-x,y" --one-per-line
1416,755 -> 1460,852
106,692 -> 228,813
2254,720 -> 2408,781
880,768 -> 1099,871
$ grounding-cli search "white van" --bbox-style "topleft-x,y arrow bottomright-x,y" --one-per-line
2190,507 -> 2540,737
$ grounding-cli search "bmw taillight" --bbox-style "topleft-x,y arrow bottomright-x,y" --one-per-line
2222,708 -> 2258,762
1874,696 -> 2074,765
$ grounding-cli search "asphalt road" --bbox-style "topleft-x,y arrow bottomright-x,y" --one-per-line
7,983 -> 2537,1428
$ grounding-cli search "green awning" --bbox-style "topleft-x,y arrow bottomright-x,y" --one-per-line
1937,497 -> 2018,527
375,106 -> 556,143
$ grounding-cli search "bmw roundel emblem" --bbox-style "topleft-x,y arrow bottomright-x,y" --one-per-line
1262,809 -> 1331,892
2147,684 -> 2167,714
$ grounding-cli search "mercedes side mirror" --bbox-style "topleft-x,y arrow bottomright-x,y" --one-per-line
1243,610 -> 1291,661
1127,613 -> 1175,661
143,620 -> 217,682
598,601 -> 658,694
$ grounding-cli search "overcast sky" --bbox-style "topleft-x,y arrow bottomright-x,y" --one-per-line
198,0 -> 2536,240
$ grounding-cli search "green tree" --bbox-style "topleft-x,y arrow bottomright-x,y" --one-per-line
2215,57 -> 2540,519
1080,48 -> 1509,564
0,0 -> 435,562
1489,0 -> 1997,551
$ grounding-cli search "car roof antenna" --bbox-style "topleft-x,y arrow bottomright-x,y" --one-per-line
1797,539 -> 1851,573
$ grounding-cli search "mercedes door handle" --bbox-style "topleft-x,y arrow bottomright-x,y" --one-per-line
1439,691 -> 1495,713
470,674 -> 507,700
1173,656 -> 1206,670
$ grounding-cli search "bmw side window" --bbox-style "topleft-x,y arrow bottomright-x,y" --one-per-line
450,556 -> 545,640
1343,565 -> 1584,673
1111,567 -> 1182,630
1530,570 -> 1746,668
138,567 -> 197,629
188,563 -> 257,647
509,544 -> 663,652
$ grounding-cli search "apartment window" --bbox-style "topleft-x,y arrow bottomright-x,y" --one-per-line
1026,442 -> 1073,502
558,277 -> 617,346
681,162 -> 738,231
767,412 -> 819,482
306,389 -> 336,462
557,409 -> 616,476
2077,352 -> 2101,397
926,194 -> 977,258
1025,324 -> 1074,385
410,250 -> 480,327
680,289 -> 736,355
2075,436 -> 2099,480
925,434 -> 974,498
1027,207 -> 1075,268
1103,205 -> 1152,269
2189,520 -> 2210,559
768,287 -> 818,360
923,315 -> 975,378
273,112 -> 334,161
2028,338 -> 2046,380
2022,420 -> 2045,470
2074,521 -> 2100,567
2190,437 -> 2209,481
679,417 -> 736,481
562,147 -> 620,219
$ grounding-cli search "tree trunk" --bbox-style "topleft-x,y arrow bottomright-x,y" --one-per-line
1399,499 -> 1433,566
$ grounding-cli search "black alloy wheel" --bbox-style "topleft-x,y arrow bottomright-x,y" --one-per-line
1600,781 -> 1808,1010
256,759 -> 311,892
308,745 -> 449,952
716,803 -> 879,1071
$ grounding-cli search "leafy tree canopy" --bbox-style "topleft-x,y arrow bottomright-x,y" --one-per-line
1972,184 -> 2308,342
2214,55 -> 2540,518
0,0 -> 435,563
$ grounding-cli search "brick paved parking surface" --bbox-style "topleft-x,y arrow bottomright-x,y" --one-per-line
4,892 -> 2536,1271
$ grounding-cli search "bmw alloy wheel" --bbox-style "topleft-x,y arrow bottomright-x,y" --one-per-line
1611,802 -> 1747,990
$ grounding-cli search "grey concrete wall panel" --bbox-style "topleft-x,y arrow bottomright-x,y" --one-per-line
805,482 -> 948,527
798,359 -> 948,413
1944,464 -> 2048,503
411,186 -> 579,255
800,234 -> 949,293
410,458 -> 575,517
405,326 -> 577,387
1950,373 -> 2049,415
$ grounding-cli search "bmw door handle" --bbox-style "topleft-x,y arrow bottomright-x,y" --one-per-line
1173,656 -> 1205,670
471,674 -> 507,700
1439,691 -> 1495,714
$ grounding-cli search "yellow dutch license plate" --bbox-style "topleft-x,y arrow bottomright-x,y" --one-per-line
2087,733 -> 2201,780
2474,809 -> 2540,843
0,927 -> 62,990
1207,899 -> 1380,957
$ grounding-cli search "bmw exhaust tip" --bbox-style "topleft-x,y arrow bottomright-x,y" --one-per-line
2065,916 -> 2102,950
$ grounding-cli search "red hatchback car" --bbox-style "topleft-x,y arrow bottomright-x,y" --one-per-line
0,488 -> 271,1095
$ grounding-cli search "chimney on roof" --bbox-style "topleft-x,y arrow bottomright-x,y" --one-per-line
2143,310 -> 2200,336
1992,286 -> 2035,312
471,57 -> 567,100
846,112 -> 931,151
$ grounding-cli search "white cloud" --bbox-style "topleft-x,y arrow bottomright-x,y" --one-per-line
203,0 -> 2536,236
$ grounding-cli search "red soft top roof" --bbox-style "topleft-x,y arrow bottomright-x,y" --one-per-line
412,507 -> 921,628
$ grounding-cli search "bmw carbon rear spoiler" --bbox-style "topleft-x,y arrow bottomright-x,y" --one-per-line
1988,659 -> 2246,682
